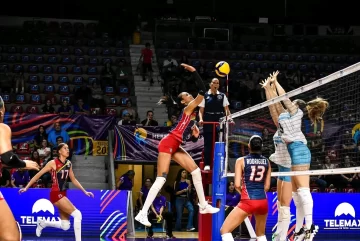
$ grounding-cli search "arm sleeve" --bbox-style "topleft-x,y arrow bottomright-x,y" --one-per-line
192,71 -> 206,94
0,151 -> 26,168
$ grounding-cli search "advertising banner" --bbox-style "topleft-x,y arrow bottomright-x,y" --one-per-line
113,125 -> 204,162
0,188 -> 128,239
4,114 -> 116,156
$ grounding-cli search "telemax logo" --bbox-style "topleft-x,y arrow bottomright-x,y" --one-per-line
324,202 -> 360,230
20,199 -> 60,226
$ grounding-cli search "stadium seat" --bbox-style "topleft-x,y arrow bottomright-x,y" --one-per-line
43,75 -> 54,84
47,47 -> 57,54
102,58 -> 112,65
11,105 -> 24,113
30,94 -> 41,105
273,63 -> 283,70
231,62 -> 242,70
295,55 -> 304,62
325,188 -> 337,193
15,95 -> 25,104
88,40 -> 96,46
322,56 -> 330,62
191,60 -> 201,68
16,142 -> 31,155
229,52 -> 237,60
58,76 -> 69,85
60,96 -> 70,103
21,55 -> 30,63
88,48 -> 97,56
105,86 -> 115,96
88,77 -> 98,84
74,48 -> 83,56
343,188 -> 355,193
242,53 -> 250,60
34,56 -> 44,63
87,67 -> 97,75
7,55 -> 17,62
118,85 -> 129,96
60,39 -> 68,46
28,75 -> 39,83
48,56 -> 58,63
58,86 -> 70,95
21,47 -> 30,54
325,65 -> 333,72
231,101 -> 242,110
90,108 -> 101,115
120,97 -> 129,107
61,48 -> 70,55
73,76 -> 83,85
44,85 -> 55,94
247,62 -> 256,69
58,66 -> 68,74
107,97 -> 117,106
72,66 -> 82,74
74,39 -> 83,46
106,108 -> 117,116
235,71 -> 244,78
45,39 -> 54,46
308,55 -> 317,62
61,56 -> 72,64
334,56 -> 342,63
13,64 -> 24,73
204,61 -> 215,70
1,94 -> 10,104
0,64 -> 9,72
260,62 -> 269,69
75,57 -> 85,65
255,53 -> 264,61
299,64 -> 308,72
287,63 -> 296,70
89,57 -> 98,65
115,49 -> 124,57
34,47 -> 43,54
269,54 -> 277,61
281,54 -> 290,61
189,51 -> 198,59
26,106 -> 39,114
29,84 -> 40,94
43,65 -> 53,74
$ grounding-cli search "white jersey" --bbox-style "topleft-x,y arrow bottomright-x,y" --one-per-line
272,130 -> 292,168
278,109 -> 307,145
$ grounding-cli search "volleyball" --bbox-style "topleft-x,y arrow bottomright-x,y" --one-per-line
215,61 -> 230,77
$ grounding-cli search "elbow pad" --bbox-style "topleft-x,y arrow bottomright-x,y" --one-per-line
192,71 -> 207,92
191,135 -> 199,143
0,151 -> 26,168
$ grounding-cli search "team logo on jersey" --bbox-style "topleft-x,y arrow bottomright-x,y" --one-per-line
217,95 -> 223,100
324,202 -> 360,229
20,198 -> 60,227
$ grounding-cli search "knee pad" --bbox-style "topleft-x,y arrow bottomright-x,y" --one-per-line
191,168 -> 202,183
297,188 -> 313,206
71,209 -> 82,222
257,235 -> 267,241
61,220 -> 71,231
292,192 -> 301,206
279,206 -> 290,221
153,177 -> 166,192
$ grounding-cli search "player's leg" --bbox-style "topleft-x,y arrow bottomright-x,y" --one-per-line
292,181 -> 305,241
55,197 -> 82,241
136,150 -> 172,226
220,207 -> 249,241
148,64 -> 154,84
254,213 -> 268,241
0,198 -> 20,241
172,147 -> 219,214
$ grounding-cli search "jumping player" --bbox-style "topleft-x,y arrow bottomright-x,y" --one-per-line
260,74 -> 293,241
0,96 -> 40,241
135,63 -> 219,227
19,143 -> 94,241
220,135 -> 271,241
271,74 -> 328,241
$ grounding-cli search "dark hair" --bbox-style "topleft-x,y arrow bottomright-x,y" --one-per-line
146,110 -> 153,116
57,143 -> 67,153
293,99 -> 307,111
126,170 -> 135,176
145,42 -> 150,47
0,96 -> 3,109
174,169 -> 186,191
249,135 -> 263,152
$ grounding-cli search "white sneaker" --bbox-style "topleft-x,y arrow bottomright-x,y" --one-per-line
135,210 -> 151,227
304,224 -> 319,241
36,219 -> 45,237
199,203 -> 220,214
204,165 -> 211,171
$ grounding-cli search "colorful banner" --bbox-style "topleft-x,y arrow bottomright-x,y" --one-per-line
1,188 -> 128,239
113,125 -> 204,162
4,113 -> 116,156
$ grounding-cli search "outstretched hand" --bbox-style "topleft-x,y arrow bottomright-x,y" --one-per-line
269,70 -> 280,82
181,63 -> 196,72
259,77 -> 271,89
24,160 -> 40,171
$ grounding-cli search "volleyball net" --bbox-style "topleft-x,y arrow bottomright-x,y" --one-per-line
223,62 -> 360,180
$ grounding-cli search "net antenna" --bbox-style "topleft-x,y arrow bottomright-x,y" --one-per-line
221,62 -> 360,178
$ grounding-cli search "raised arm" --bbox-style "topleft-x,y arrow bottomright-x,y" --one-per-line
260,77 -> 283,127
271,72 -> 298,115
264,160 -> 272,192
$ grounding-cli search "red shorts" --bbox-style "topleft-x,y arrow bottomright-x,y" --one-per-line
237,199 -> 268,215
50,191 -> 67,204
0,191 -> 3,200
158,134 -> 181,154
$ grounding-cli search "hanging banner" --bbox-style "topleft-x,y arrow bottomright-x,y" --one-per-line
113,125 -> 204,162
4,113 -> 116,156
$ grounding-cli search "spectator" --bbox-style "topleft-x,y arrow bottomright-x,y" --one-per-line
117,170 -> 135,190
165,114 -> 178,127
58,100 -> 72,115
118,113 -> 136,126
139,42 -> 154,85
147,191 -> 175,239
115,59 -> 129,86
137,178 -> 153,210
339,156 -> 358,189
42,99 -> 55,114
11,169 -> 30,188
120,100 -> 137,121
73,98 -> 90,115
90,81 -> 106,113
174,169 -> 195,232
14,71 -> 25,94
0,168 -> 11,187
162,53 -> 178,82
74,83 -> 92,105
33,125 -> 48,148
311,130 -> 324,159
48,122 -> 70,146
101,62 -> 116,89
225,181 -> 241,236
141,111 -> 158,126
29,151 -> 41,178
51,136 -> 64,157
37,139 -> 51,161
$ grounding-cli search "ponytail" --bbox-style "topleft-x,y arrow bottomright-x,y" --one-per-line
306,97 -> 329,129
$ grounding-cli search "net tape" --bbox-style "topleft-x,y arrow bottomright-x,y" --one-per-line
222,62 -> 360,178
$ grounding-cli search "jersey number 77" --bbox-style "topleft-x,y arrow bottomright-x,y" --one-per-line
249,165 -> 266,182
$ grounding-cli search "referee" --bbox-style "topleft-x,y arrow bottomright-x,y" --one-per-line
199,78 -> 231,171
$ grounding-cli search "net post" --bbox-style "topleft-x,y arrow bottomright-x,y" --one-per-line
212,142 -> 226,241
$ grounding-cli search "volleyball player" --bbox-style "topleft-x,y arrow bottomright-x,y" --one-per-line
220,135 -> 271,241
0,96 -> 40,241
135,63 -> 219,227
271,73 -> 328,241
260,75 -> 293,241
19,143 -> 94,241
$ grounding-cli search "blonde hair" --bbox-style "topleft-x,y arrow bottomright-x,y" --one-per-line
306,97 -> 329,128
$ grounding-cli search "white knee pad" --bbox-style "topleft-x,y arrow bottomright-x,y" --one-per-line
61,220 -> 71,230
297,188 -> 313,206
191,168 -> 202,183
292,192 -> 301,206
221,233 -> 234,241
257,235 -> 267,241
153,176 -> 166,192
71,209 -> 82,222
279,206 -> 291,221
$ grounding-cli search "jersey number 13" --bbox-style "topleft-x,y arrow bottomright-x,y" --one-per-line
249,166 -> 265,182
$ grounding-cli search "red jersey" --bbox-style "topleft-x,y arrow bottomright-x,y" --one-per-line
51,158 -> 72,192
141,48 -> 153,64
169,110 -> 197,142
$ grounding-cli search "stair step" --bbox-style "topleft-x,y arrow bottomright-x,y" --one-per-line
135,91 -> 162,97
72,168 -> 107,177
69,182 -> 108,190
135,86 -> 162,92
136,96 -> 164,102
75,174 -> 106,183
133,81 -> 161,87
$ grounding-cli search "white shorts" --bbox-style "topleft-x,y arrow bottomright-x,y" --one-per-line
271,143 -> 292,168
